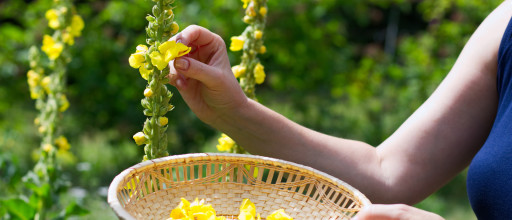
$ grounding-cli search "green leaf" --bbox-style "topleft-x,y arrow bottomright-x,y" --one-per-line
60,202 -> 90,218
1,198 -> 36,220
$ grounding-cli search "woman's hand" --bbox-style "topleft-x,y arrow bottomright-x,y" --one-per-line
353,204 -> 444,220
168,25 -> 247,126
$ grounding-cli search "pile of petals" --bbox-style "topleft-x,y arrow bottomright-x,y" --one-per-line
168,198 -> 293,220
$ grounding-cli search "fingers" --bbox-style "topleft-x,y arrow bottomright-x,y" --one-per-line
172,25 -> 227,64
172,56 -> 225,88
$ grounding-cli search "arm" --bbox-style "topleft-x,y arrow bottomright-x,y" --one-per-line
169,1 -> 510,204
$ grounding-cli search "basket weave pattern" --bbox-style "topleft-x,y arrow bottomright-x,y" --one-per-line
108,153 -> 371,219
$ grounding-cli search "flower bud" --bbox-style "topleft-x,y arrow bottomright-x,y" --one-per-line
133,132 -> 147,145
144,88 -> 153,97
259,7 -> 267,16
158,117 -> 168,126
254,30 -> 263,40
259,45 -> 267,54
146,15 -> 156,22
170,22 -> 179,35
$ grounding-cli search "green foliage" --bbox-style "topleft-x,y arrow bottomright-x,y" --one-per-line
0,0 -> 504,218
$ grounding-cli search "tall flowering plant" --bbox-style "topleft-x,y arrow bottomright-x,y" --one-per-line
129,0 -> 190,161
217,0 -> 268,153
23,0 -> 85,218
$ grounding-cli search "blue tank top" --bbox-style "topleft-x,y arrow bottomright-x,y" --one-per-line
467,16 -> 512,219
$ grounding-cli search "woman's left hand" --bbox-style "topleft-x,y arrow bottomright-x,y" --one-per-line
353,204 -> 444,220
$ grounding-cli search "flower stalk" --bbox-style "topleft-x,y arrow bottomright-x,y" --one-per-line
129,0 -> 190,161
217,0 -> 268,153
26,0 -> 83,218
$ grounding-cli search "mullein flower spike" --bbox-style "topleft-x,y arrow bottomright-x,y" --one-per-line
128,0 -> 190,160
218,0 -> 268,153
26,0 -> 83,217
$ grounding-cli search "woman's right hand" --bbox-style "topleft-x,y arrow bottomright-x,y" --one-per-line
168,25 -> 248,126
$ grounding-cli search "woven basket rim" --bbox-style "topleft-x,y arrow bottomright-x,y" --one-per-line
108,153 -> 371,219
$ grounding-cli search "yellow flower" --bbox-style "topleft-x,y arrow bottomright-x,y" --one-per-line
149,51 -> 166,70
55,136 -> 70,151
230,36 -> 245,52
259,7 -> 267,16
254,63 -> 265,84
169,198 -> 223,220
27,70 -> 40,88
41,35 -> 63,60
123,176 -> 140,196
59,94 -> 70,112
41,76 -> 51,94
238,198 -> 257,220
216,133 -> 235,152
159,117 -> 168,126
43,144 -> 53,152
144,88 -> 153,97
266,209 -> 293,220
168,104 -> 175,111
150,41 -> 191,70
254,30 -> 263,40
34,118 -> 40,125
129,44 -> 148,69
241,0 -> 250,9
45,9 -> 60,29
232,65 -> 246,78
259,45 -> 266,54
70,15 -> 84,37
133,132 -> 147,145
139,66 -> 152,80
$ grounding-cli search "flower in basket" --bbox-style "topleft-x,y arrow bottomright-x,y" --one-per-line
168,198 -> 225,220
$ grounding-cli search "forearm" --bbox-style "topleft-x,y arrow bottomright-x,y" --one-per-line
213,98 -> 393,203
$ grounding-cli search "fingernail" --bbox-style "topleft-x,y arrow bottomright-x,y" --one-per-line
175,58 -> 189,70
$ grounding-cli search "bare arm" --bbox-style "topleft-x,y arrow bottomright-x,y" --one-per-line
169,1 -> 510,204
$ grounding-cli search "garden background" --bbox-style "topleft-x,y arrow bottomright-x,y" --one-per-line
0,0 -> 501,219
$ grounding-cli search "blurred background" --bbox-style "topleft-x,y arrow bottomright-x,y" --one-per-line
0,0 -> 502,219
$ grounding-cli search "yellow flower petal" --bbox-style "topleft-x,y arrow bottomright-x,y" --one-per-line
59,94 -> 69,112
129,52 -> 146,68
55,136 -> 70,151
232,65 -> 246,78
139,66 -> 152,80
149,51 -> 167,70
240,198 -> 256,216
254,63 -> 265,84
70,15 -> 84,37
230,36 -> 245,51
241,0 -> 250,9
41,76 -> 51,94
42,35 -> 63,60
45,9 -> 60,29
266,209 -> 293,220
43,144 -> 53,152
216,133 -> 235,152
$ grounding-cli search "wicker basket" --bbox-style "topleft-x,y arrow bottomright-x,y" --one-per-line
108,153 -> 371,219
